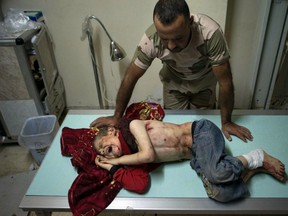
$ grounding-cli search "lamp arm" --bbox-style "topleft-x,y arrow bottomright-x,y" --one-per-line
87,15 -> 113,42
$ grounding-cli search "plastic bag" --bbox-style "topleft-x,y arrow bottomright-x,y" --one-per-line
1,8 -> 39,34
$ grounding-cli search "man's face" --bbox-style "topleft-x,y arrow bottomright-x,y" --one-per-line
154,14 -> 192,53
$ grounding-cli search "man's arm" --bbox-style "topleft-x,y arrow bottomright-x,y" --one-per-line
114,63 -> 146,121
90,63 -> 146,127
212,61 -> 234,125
212,61 -> 253,142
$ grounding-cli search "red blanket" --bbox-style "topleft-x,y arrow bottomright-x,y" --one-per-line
60,102 -> 164,216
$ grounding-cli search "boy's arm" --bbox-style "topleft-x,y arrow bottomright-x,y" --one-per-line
95,157 -> 157,194
112,165 -> 150,194
96,158 -> 149,193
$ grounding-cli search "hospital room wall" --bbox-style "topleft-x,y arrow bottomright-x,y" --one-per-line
1,0 -> 267,109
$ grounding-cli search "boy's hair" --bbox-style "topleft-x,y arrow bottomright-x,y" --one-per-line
153,0 -> 190,25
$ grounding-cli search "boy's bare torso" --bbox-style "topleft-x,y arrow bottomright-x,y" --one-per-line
143,120 -> 193,163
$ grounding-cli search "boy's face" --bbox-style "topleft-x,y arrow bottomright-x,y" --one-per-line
95,132 -> 122,159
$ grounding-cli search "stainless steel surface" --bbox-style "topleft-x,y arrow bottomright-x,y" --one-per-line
20,196 -> 288,214
0,29 -> 38,45
87,29 -> 104,109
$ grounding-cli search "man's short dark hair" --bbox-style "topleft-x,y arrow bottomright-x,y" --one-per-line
153,0 -> 190,25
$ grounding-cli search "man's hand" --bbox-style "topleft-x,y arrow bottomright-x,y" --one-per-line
90,115 -> 119,128
222,122 -> 253,143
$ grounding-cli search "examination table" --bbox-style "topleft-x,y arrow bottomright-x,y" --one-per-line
20,109 -> 288,215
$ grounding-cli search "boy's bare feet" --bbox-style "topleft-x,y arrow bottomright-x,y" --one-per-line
262,151 -> 286,182
242,151 -> 286,183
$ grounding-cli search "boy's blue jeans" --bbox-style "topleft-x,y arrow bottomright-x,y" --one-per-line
190,119 -> 249,202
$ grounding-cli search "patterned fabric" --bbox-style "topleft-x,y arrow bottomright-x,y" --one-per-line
124,101 -> 165,121
60,102 -> 164,216
61,127 -> 122,216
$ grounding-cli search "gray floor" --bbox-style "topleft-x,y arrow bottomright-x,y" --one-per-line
0,143 -> 36,216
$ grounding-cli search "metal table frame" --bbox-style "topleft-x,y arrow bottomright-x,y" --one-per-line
20,109 -> 288,215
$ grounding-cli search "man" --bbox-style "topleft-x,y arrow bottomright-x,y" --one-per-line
94,118 -> 286,202
91,0 -> 253,142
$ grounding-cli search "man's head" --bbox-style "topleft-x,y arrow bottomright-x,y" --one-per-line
153,0 -> 192,52
93,125 -> 123,159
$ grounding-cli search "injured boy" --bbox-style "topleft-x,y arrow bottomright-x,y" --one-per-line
94,118 -> 286,202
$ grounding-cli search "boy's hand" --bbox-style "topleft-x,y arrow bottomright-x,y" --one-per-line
95,155 -> 113,171
95,155 -> 120,166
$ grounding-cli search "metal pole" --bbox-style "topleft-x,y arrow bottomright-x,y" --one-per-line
87,30 -> 104,109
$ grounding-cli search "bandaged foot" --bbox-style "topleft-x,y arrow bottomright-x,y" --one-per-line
243,149 -> 264,169
243,149 -> 286,182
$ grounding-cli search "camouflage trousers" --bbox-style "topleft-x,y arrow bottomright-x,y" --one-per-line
160,69 -> 217,109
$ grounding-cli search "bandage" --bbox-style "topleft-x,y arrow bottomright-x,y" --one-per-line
242,149 -> 264,169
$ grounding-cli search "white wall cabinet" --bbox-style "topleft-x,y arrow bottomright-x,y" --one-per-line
0,26 -> 66,143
